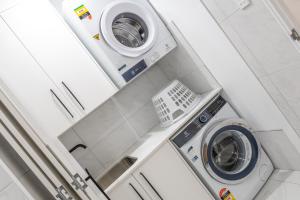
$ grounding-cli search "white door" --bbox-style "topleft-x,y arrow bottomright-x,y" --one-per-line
2,0 -> 117,116
133,143 -> 213,200
265,0 -> 300,47
108,176 -> 152,200
0,18 -> 77,141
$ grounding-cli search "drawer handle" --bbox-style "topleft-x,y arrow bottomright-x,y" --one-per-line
140,172 -> 163,200
129,183 -> 144,200
50,89 -> 74,118
62,81 -> 85,111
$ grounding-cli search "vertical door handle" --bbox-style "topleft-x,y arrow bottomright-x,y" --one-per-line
129,183 -> 144,200
61,81 -> 85,111
140,172 -> 163,200
50,89 -> 74,118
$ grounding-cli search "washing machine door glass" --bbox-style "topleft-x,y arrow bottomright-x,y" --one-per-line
203,123 -> 259,183
101,0 -> 158,57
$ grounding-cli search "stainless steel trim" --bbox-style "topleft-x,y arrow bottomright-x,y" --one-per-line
201,119 -> 260,185
50,89 -> 74,118
56,185 -> 74,200
140,172 -> 163,200
129,183 -> 144,200
61,82 -> 85,111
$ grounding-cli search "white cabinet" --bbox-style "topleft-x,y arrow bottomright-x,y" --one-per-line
108,176 -> 152,200
108,143 -> 213,200
0,18 -> 75,139
134,143 -> 213,200
1,1 -> 117,116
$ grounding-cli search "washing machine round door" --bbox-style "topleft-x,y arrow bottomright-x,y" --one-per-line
202,119 -> 259,184
100,0 -> 158,57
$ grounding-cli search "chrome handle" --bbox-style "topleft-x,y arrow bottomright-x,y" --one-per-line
140,173 -> 163,200
50,89 -> 74,118
129,183 -> 144,200
61,81 -> 85,111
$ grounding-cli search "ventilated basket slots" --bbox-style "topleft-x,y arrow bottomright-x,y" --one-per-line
152,80 -> 199,127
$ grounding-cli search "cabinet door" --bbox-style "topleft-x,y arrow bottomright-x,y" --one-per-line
0,18 -> 77,139
133,143 -> 213,200
2,1 -> 117,116
108,176 -> 152,200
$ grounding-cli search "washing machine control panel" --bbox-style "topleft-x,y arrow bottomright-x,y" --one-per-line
172,96 -> 226,148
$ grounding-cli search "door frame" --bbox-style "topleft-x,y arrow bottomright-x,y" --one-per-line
263,0 -> 300,53
0,89 -> 104,200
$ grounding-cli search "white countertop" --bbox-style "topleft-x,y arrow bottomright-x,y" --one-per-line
105,87 -> 222,193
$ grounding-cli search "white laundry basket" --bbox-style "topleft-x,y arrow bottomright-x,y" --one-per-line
152,80 -> 200,127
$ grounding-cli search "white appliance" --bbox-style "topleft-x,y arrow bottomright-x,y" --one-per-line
62,0 -> 177,88
172,95 -> 274,200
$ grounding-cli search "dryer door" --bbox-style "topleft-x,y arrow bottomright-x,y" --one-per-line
100,0 -> 158,57
202,119 -> 259,184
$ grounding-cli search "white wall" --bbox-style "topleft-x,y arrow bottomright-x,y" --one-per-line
202,0 -> 300,133
149,0 -> 300,170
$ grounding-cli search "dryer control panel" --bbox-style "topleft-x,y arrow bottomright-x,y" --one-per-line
172,96 -> 226,148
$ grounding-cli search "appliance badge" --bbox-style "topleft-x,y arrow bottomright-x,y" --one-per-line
93,33 -> 100,41
219,188 -> 236,200
74,5 -> 92,20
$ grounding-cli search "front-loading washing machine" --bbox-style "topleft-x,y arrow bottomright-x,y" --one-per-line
62,0 -> 177,88
172,95 -> 274,200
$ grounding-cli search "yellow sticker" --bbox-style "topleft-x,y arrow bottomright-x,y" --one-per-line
74,5 -> 92,20
93,33 -> 100,40
219,188 -> 236,200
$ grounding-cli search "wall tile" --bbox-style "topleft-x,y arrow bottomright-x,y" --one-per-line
158,41 -> 213,94
59,129 -> 85,157
221,19 -> 268,78
255,178 -> 287,200
76,150 -> 105,179
91,122 -> 137,168
260,76 -> 300,130
128,101 -> 160,137
270,64 -> 300,102
114,74 -> 157,118
269,65 -> 300,125
256,130 -> 300,170
201,0 -> 239,23
180,68 -> 213,94
158,42 -> 205,81
73,99 -> 124,147
146,64 -> 171,91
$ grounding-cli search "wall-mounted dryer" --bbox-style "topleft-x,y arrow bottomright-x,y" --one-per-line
62,0 -> 177,88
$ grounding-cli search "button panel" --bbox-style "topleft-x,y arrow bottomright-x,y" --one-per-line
172,96 -> 226,148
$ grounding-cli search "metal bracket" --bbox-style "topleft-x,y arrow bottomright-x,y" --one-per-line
71,173 -> 88,191
291,29 -> 300,41
56,185 -> 73,200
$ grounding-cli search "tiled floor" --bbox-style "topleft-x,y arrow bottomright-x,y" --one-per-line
256,170 -> 300,199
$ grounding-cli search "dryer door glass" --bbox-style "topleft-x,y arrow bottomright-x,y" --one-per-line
112,13 -> 149,48
205,125 -> 259,182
